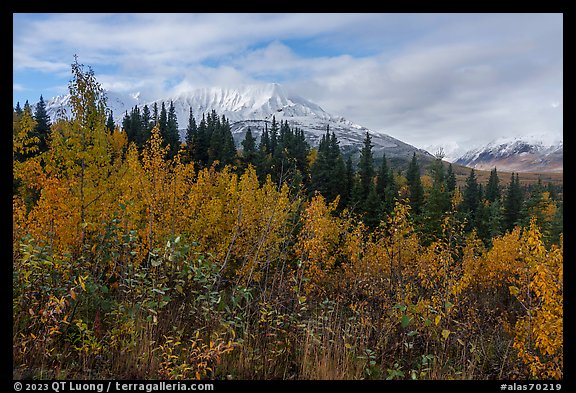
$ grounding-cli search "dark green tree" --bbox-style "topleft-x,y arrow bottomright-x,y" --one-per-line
241,127 -> 258,170
357,131 -> 375,204
461,169 -> 481,230
33,95 -> 52,153
220,115 -> 237,167
152,102 -> 159,125
166,101 -> 180,158
195,114 -> 209,167
142,104 -> 152,134
422,155 -> 452,241
343,156 -> 355,208
269,116 -> 279,155
446,163 -> 456,194
485,167 -> 501,203
310,129 -> 332,200
184,107 -> 197,163
105,111 -> 115,133
363,184 -> 383,229
159,102 -> 168,142
376,152 -> 397,215
406,153 -> 424,215
503,173 -> 523,232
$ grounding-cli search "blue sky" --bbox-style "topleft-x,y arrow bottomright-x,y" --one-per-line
13,13 -> 563,157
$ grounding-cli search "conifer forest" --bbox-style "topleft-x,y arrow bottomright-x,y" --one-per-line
13,61 -> 563,380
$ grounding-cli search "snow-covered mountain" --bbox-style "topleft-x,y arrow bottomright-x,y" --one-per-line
43,83 -> 434,165
454,136 -> 563,173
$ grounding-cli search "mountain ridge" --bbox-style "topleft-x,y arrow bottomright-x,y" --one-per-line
454,137 -> 563,173
42,83 -> 435,166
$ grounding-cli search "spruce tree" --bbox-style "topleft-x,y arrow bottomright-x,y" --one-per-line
363,183 -> 383,229
166,101 -> 180,158
208,113 -> 223,166
406,153 -> 424,215
105,111 -> 115,133
142,104 -> 152,135
310,130 -> 331,199
130,106 -> 144,148
15,101 -> 22,116
461,169 -> 481,230
343,156 -> 355,208
220,115 -> 236,167
328,132 -> 346,205
185,107 -> 197,162
196,114 -> 209,167
446,163 -> 456,194
503,172 -> 523,232
152,102 -> 159,125
159,102 -> 168,143
269,116 -> 278,155
33,95 -> 52,153
357,131 -> 375,203
241,127 -> 258,169
485,167 -> 500,203
423,156 -> 451,241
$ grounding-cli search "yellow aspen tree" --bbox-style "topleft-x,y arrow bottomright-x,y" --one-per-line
511,220 -> 563,379
294,194 -> 342,295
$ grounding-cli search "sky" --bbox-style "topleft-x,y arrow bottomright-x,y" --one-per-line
13,13 -> 563,159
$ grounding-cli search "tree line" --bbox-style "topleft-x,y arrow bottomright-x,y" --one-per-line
12,60 -> 562,380
15,95 -> 563,249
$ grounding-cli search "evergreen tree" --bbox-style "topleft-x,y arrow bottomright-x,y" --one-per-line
196,114 -> 209,167
485,167 -> 501,203
343,156 -> 355,208
546,182 -> 559,201
310,129 -> 332,199
142,104 -> 152,134
406,153 -> 424,215
208,113 -> 223,166
241,127 -> 258,169
461,169 -> 481,230
376,153 -> 398,215
33,95 -> 52,153
503,172 -> 523,232
130,106 -> 144,148
159,102 -> 168,143
363,183 -> 383,229
220,115 -> 237,167
423,156 -> 451,241
122,110 -> 131,140
357,131 -> 375,204
185,107 -> 197,162
328,132 -> 346,202
166,101 -> 180,158
105,111 -> 115,133
487,199 -> 503,240
15,101 -> 22,116
257,124 -> 272,181
446,163 -> 456,194
259,123 -> 271,153
152,102 -> 159,125
376,153 -> 390,199
269,116 -> 278,155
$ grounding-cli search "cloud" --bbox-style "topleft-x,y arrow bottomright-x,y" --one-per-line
13,13 -> 562,156
13,83 -> 26,92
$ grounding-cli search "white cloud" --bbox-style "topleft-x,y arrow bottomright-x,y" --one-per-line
13,13 -> 562,155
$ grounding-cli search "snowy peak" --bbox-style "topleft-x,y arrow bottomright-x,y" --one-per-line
455,137 -> 563,173
40,82 -> 435,166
